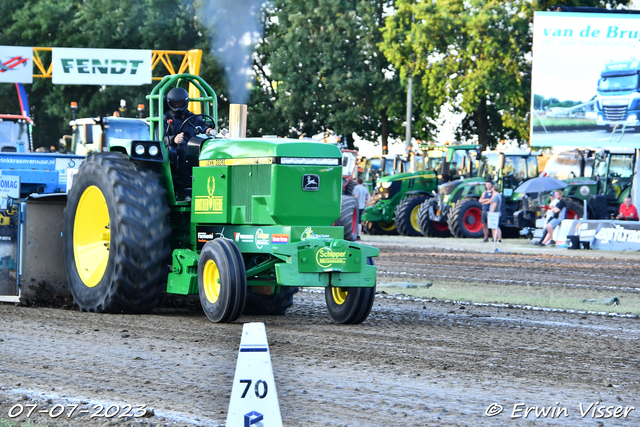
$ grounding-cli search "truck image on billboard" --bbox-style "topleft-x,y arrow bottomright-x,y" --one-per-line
531,11 -> 640,148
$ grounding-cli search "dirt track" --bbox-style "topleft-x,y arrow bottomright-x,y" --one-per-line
1,236 -> 640,426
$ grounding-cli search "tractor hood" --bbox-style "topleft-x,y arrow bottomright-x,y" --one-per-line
378,170 -> 436,183
199,137 -> 342,164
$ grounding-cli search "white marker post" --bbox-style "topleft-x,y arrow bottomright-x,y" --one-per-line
226,322 -> 283,427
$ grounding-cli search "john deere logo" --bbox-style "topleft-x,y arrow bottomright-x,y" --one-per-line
195,175 -> 223,214
207,176 -> 215,196
316,247 -> 346,268
60,58 -> 144,75
302,174 -> 319,191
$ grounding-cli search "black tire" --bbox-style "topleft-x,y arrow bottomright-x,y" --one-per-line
417,199 -> 451,238
63,152 -> 171,313
198,239 -> 247,323
343,179 -> 356,196
448,198 -> 485,238
243,287 -> 298,315
362,220 -> 398,235
325,258 -> 376,324
564,199 -> 583,220
395,195 -> 429,236
334,196 -> 358,241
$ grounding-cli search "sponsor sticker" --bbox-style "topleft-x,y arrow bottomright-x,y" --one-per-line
315,247 -> 347,268
255,228 -> 270,249
195,176 -> 224,214
234,232 -> 254,243
301,226 -> 332,242
271,234 -> 289,244
197,231 -> 214,243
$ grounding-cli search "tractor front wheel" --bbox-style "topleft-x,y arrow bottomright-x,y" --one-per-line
198,239 -> 247,323
448,198 -> 485,238
63,153 -> 171,313
325,258 -> 376,324
417,199 -> 451,237
395,195 -> 428,236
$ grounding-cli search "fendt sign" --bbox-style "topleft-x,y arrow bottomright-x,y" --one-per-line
52,48 -> 152,85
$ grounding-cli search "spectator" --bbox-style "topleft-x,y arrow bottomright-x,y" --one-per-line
478,180 -> 494,242
539,189 -> 566,246
490,184 -> 502,243
352,177 -> 371,240
616,196 -> 639,221
536,191 -> 557,245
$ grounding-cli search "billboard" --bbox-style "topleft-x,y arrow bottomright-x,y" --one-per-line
0,46 -> 33,84
52,48 -> 152,86
531,11 -> 640,148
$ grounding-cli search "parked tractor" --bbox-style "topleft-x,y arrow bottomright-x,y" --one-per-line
62,74 -> 378,324
434,150 -> 540,238
527,149 -> 634,224
0,114 -> 33,153
361,144 -> 480,237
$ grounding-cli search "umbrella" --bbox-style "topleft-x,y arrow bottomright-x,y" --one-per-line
514,177 -> 568,194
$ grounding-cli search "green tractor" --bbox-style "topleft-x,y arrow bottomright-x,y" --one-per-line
361,144 -> 480,237
62,74 -> 378,324
536,149 -> 634,221
431,150 -> 540,238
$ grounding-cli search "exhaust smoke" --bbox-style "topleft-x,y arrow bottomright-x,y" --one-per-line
196,0 -> 264,104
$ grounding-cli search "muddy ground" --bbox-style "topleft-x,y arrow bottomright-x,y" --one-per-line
1,235 -> 639,426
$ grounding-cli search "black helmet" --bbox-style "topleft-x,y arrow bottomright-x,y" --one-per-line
166,87 -> 189,115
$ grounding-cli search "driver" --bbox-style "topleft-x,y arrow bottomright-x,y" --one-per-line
163,87 -> 215,199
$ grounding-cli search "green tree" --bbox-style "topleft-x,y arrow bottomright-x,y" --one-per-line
381,0 -> 629,150
253,0 -> 413,149
0,0 -> 225,149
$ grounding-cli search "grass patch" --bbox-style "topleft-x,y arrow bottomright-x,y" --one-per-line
380,281 -> 640,314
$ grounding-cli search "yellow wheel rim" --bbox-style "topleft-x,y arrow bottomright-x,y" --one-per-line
379,221 -> 396,232
331,287 -> 348,305
73,185 -> 110,288
410,205 -> 421,232
203,259 -> 221,304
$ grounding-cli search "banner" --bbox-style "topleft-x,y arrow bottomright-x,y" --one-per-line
0,46 -> 33,84
571,219 -> 640,250
531,12 -> 640,148
52,48 -> 152,86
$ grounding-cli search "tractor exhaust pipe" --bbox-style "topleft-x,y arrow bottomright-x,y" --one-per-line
229,104 -> 247,138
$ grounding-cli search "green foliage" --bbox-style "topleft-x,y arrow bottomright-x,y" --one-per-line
251,0 -> 414,148
381,0 -> 630,149
0,0 -> 225,149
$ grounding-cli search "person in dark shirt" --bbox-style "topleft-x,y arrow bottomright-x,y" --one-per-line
539,189 -> 566,246
478,180 -> 494,242
163,87 -> 214,199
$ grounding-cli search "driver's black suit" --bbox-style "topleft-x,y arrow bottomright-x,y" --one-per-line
163,110 -> 209,190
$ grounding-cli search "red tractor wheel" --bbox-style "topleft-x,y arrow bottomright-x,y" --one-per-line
448,198 -> 485,238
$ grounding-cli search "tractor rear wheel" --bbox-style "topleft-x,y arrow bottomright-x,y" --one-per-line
564,199 -> 583,220
417,199 -> 451,237
63,152 -> 171,313
334,196 -> 357,241
448,198 -> 485,238
325,258 -> 376,324
395,195 -> 429,236
198,239 -> 247,323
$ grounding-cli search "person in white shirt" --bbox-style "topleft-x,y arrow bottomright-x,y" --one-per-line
352,177 -> 371,240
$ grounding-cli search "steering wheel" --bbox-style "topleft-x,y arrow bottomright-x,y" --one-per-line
179,114 -> 216,135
